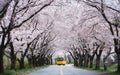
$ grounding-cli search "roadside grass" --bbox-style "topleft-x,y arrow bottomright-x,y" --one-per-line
107,64 -> 120,75
76,64 -> 120,75
0,65 -> 49,75
2,56 -> 49,75
109,72 -> 120,75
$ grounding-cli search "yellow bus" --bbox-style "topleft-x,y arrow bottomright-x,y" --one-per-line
56,57 -> 66,65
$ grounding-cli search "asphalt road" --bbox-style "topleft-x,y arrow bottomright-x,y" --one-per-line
26,64 -> 107,75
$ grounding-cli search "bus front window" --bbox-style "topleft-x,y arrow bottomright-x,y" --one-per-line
57,58 -> 64,61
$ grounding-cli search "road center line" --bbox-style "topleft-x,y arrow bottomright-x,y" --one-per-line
60,66 -> 64,75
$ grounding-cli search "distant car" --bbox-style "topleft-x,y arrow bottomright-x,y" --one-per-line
56,57 -> 66,65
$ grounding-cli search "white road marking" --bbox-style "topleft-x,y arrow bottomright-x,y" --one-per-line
60,66 -> 64,75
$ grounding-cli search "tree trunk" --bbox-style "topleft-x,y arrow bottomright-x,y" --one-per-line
117,53 -> 120,72
114,38 -> 120,72
0,49 -> 4,73
84,55 -> 89,67
0,33 -> 7,73
74,59 -> 78,66
50,57 -> 53,65
95,56 -> 100,70
19,58 -> 25,69
27,55 -> 33,68
89,57 -> 94,68
10,42 -> 16,69
78,55 -> 84,67
79,58 -> 83,67
103,64 -> 107,71
10,57 -> 16,69
103,57 -> 108,71
31,56 -> 36,67
95,49 -> 103,70
89,52 -> 95,68
38,58 -> 42,66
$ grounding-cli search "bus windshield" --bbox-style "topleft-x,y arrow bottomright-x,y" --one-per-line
57,58 -> 64,61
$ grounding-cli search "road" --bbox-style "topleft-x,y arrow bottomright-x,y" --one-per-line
26,64 -> 108,75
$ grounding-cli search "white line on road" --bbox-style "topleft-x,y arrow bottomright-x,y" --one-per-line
60,66 -> 64,75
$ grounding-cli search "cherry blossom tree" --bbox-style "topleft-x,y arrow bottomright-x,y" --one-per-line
72,0 -> 120,72
79,0 -> 120,72
0,0 -> 54,73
